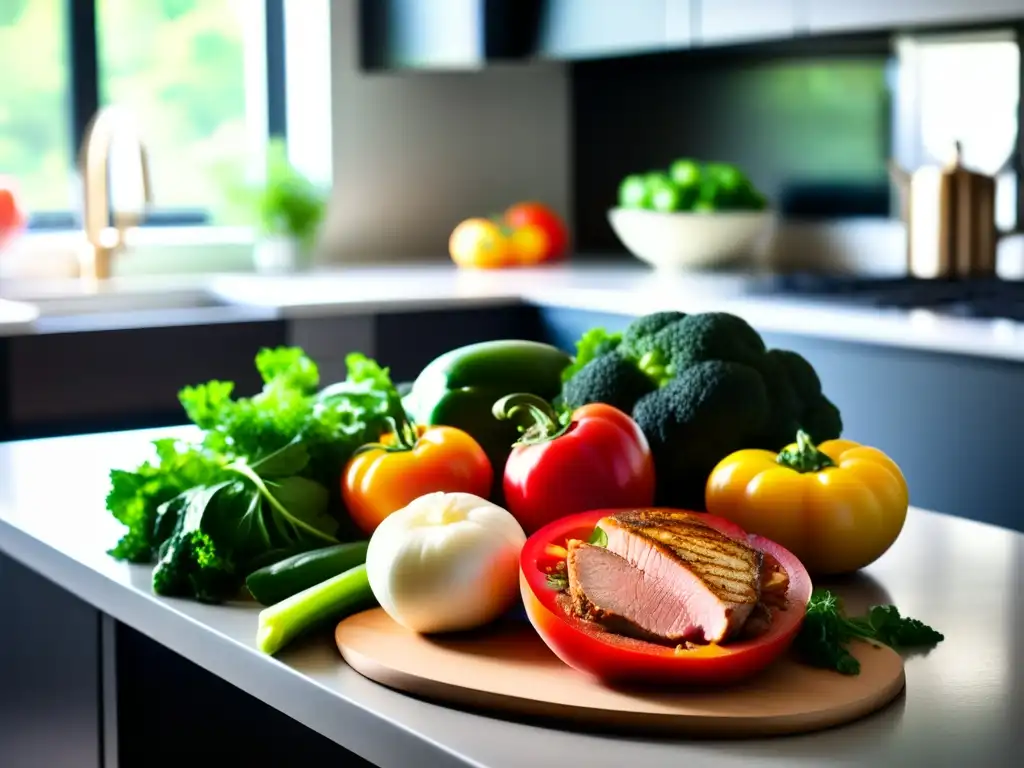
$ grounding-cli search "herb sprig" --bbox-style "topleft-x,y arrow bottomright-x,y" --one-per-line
796,589 -> 945,675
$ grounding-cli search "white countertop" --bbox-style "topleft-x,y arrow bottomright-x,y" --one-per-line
0,428 -> 1021,767
0,297 -> 39,334
1,263 -> 1023,362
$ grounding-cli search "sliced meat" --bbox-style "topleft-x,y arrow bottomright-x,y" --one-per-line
567,540 -> 703,643
584,509 -> 763,643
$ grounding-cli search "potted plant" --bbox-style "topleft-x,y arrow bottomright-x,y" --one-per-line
248,139 -> 327,273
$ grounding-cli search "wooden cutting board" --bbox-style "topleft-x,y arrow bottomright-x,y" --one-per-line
335,608 -> 905,738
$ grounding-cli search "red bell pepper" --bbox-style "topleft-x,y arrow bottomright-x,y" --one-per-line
491,393 -> 656,534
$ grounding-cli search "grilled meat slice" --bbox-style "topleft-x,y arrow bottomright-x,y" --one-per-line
567,540 -> 688,643
573,509 -> 764,643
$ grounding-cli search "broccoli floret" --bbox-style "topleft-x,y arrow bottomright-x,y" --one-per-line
619,311 -> 687,361
632,361 -> 770,510
562,353 -> 657,414
800,395 -> 843,444
768,349 -> 821,401
662,313 -> 766,370
766,349 -> 843,444
620,312 -> 766,386
152,528 -> 238,604
749,352 -> 802,449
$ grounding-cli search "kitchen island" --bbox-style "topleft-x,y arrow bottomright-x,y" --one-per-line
1,428 -> 1021,768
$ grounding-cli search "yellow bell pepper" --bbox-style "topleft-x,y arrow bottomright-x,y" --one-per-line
705,430 -> 908,576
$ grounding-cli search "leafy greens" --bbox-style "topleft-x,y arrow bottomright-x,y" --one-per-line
559,327 -> 622,383
795,588 -> 945,675
106,347 -> 395,603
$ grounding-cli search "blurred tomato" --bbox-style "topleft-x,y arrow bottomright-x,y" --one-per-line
508,224 -> 549,265
504,202 -> 568,262
449,218 -> 511,269
0,179 -> 26,251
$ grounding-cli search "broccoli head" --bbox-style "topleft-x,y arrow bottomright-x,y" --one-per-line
557,312 -> 844,510
561,352 -> 657,414
632,361 -> 770,510
619,312 -> 766,386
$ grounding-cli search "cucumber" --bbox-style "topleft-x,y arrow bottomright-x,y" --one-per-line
245,541 -> 370,606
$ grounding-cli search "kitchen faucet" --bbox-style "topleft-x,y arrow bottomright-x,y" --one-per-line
78,106 -> 153,281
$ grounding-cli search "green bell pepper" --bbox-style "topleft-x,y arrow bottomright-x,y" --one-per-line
403,340 -> 572,498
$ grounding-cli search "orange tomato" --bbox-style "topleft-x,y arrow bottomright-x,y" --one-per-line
508,224 -> 550,265
342,424 -> 494,535
448,218 -> 511,269
504,202 -> 568,262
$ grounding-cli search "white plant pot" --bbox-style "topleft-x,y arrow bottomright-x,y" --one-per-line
253,236 -> 307,274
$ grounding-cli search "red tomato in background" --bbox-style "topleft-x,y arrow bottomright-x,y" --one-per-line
504,202 -> 568,262
520,508 -> 812,686
0,179 -> 26,251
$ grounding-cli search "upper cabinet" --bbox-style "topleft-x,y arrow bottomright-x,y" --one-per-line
359,0 -> 543,70
806,0 -> 1024,34
537,0 -> 669,60
357,0 -> 1024,71
692,0 -> 802,45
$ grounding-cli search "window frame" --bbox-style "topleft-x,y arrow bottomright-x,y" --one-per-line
26,0 -> 288,232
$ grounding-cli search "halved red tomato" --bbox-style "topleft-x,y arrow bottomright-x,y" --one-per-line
520,508 -> 812,686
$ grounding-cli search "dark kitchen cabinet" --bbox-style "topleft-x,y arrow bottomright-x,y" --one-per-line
806,0 -> 1024,34
693,0 -> 803,45
3,321 -> 286,439
0,554 -> 102,768
538,0 -> 669,60
358,0 -> 542,70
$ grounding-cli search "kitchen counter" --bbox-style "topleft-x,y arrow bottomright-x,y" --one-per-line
0,297 -> 39,334
1,428 -> 1021,768
2,263 -> 1023,362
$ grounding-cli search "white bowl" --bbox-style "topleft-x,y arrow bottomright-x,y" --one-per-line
607,207 -> 773,269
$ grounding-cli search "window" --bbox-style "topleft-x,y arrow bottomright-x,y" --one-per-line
0,0 -> 73,212
0,0 -> 286,230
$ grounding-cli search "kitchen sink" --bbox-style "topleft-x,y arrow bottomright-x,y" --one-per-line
0,284 -> 281,332
27,288 -> 233,317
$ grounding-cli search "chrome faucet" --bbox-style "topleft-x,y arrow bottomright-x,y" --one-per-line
78,106 -> 154,281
